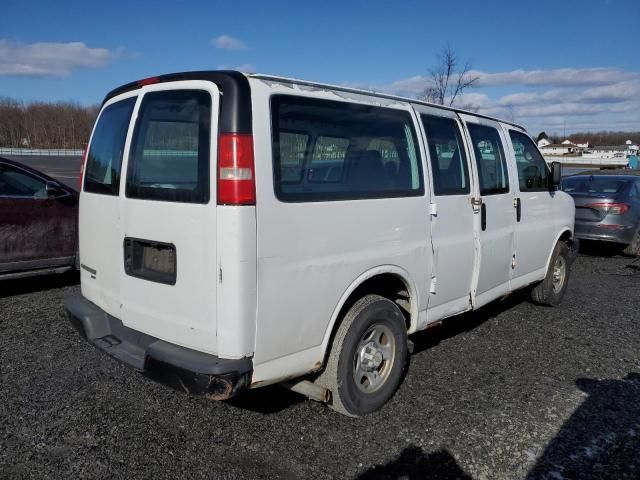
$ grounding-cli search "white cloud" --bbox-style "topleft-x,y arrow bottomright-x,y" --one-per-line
351,67 -> 640,132
577,79 -> 640,104
216,63 -> 255,73
385,75 -> 428,97
212,34 -> 247,50
471,67 -> 639,88
0,39 -> 115,76
454,92 -> 492,110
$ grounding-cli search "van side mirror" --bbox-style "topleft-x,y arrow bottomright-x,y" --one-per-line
550,162 -> 562,189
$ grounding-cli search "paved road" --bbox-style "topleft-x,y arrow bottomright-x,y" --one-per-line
1,250 -> 639,479
3,155 -> 81,188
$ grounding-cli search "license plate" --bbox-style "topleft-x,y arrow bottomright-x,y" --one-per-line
124,238 -> 176,285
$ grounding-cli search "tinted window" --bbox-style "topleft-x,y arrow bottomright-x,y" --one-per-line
509,130 -> 549,191
0,164 -> 47,198
421,115 -> 470,195
272,96 -> 423,202
84,97 -> 136,195
467,124 -> 509,195
562,177 -> 629,194
308,136 -> 349,183
126,90 -> 211,203
279,131 -> 309,183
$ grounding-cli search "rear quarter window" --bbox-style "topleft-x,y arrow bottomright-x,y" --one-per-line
271,95 -> 424,202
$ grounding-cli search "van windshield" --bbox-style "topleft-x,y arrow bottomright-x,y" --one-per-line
126,90 -> 212,203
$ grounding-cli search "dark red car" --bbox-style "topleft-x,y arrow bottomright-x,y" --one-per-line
0,157 -> 78,280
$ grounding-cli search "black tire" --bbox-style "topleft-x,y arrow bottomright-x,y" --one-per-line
622,226 -> 640,257
316,294 -> 408,417
531,242 -> 571,306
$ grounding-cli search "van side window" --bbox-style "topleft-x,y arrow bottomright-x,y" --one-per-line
420,115 -> 470,196
509,130 -> 549,191
84,97 -> 136,195
272,95 -> 424,202
126,90 -> 211,204
467,124 -> 509,195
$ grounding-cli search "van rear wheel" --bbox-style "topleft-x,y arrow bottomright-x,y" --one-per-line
531,242 -> 571,306
317,294 -> 408,417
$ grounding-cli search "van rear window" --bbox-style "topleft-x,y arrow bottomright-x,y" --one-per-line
84,97 -> 136,195
126,90 -> 211,204
272,96 -> 424,202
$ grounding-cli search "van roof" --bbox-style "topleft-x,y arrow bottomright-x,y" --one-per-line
248,73 -> 526,131
103,70 -> 526,133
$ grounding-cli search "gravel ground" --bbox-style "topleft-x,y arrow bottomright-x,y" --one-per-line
1,249 -> 639,479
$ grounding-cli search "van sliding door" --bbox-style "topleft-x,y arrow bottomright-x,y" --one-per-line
459,114 -> 516,307
414,105 -> 477,320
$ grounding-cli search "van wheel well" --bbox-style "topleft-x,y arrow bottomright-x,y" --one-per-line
321,274 -> 411,370
559,230 -> 572,244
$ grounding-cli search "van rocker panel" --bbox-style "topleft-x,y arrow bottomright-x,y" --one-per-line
65,293 -> 252,399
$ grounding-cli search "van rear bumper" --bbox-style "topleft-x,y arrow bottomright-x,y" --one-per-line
65,293 -> 252,400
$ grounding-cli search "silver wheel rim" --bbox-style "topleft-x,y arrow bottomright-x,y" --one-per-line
353,324 -> 396,394
552,255 -> 566,294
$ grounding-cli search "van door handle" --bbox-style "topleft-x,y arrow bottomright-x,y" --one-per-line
515,198 -> 521,222
481,203 -> 487,231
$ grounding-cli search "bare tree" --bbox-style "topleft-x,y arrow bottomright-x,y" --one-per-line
423,44 -> 479,108
0,97 -> 98,149
505,103 -> 516,123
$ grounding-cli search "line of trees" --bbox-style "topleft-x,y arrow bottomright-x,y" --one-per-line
0,97 -> 98,149
538,131 -> 640,146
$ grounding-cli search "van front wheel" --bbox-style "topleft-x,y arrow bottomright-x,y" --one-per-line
531,242 -> 571,306
318,294 -> 408,417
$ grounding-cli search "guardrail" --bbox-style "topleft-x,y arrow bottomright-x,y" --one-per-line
0,148 -> 83,156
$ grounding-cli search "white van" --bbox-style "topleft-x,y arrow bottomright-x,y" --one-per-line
66,71 -> 577,416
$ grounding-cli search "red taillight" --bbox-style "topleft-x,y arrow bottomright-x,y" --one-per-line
597,224 -> 625,230
78,144 -> 88,190
584,202 -> 630,215
137,76 -> 160,87
217,133 -> 255,205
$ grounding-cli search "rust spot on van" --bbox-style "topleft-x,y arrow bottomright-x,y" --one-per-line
204,376 -> 234,401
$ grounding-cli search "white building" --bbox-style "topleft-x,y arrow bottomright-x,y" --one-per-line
540,142 -> 579,155
537,138 -> 551,148
582,140 -> 639,159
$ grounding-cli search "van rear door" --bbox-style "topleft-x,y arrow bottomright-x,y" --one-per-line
80,94 -> 137,317
119,81 -> 220,354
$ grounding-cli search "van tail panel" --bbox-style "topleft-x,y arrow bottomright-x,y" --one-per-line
215,206 -> 257,359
